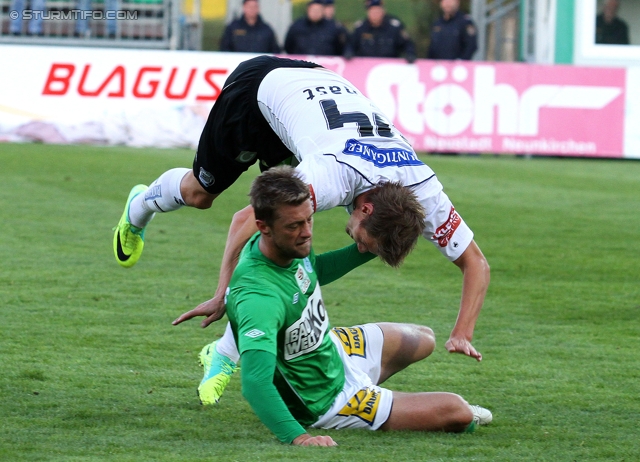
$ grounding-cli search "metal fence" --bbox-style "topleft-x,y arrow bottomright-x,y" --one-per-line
471,0 -> 520,62
0,0 -> 201,49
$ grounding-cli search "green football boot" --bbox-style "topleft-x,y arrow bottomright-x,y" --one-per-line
113,184 -> 148,268
197,340 -> 239,405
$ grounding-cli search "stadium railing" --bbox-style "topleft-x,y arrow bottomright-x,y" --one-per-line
0,0 -> 201,49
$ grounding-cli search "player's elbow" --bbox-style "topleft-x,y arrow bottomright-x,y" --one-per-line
233,205 -> 254,223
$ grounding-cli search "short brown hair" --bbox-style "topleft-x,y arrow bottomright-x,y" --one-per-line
360,182 -> 426,267
250,166 -> 311,225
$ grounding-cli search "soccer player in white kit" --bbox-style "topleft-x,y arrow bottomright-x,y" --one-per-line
113,56 -> 490,403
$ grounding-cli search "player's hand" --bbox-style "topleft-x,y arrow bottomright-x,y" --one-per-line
172,293 -> 226,328
292,434 -> 337,447
445,336 -> 482,362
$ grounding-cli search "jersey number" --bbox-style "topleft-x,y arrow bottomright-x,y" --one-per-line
320,99 -> 393,138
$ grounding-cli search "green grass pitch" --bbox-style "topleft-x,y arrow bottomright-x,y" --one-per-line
1,143 -> 638,461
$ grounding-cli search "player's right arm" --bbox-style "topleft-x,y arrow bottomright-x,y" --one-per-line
172,205 -> 257,327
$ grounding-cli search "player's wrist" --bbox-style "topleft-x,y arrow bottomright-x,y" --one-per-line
448,330 -> 473,343
291,433 -> 311,445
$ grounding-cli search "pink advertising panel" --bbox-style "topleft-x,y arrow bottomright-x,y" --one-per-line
312,57 -> 626,157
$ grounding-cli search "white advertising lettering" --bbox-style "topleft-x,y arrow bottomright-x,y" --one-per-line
365,64 -> 621,137
284,284 -> 328,360
358,62 -> 625,156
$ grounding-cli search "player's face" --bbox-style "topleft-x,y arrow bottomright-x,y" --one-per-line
270,201 -> 314,261
345,214 -> 380,255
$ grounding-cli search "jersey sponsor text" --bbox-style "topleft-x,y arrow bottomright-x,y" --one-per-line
332,326 -> 367,358
337,386 -> 381,425
433,206 -> 461,247
284,284 -> 328,360
342,139 -> 423,168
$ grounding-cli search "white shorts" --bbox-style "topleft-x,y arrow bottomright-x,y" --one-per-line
311,324 -> 393,431
411,179 -> 474,261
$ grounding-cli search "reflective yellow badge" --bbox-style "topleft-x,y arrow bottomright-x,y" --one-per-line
337,387 -> 380,425
332,327 -> 366,358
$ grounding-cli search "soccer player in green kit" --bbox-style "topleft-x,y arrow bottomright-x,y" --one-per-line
219,166 -> 491,446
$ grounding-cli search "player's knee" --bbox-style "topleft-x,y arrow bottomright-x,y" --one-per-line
414,325 -> 435,359
190,195 -> 215,209
446,394 -> 474,432
180,171 -> 216,209
182,189 -> 215,209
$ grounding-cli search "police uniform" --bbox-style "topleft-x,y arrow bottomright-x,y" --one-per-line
348,14 -> 416,61
284,16 -> 346,56
219,14 -> 280,53
427,10 -> 478,60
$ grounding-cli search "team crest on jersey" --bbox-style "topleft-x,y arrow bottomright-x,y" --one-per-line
284,284 -> 328,360
303,257 -> 313,273
342,139 -> 423,168
432,206 -> 461,247
295,264 -> 312,293
198,167 -> 215,187
332,327 -> 366,358
337,386 -> 381,426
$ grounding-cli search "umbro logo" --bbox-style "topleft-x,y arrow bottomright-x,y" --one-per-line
245,329 -> 265,338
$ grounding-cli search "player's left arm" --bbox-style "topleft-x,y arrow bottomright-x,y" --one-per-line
447,240 -> 490,361
315,243 -> 376,286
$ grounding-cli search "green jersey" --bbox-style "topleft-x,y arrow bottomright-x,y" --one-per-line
226,232 -> 375,427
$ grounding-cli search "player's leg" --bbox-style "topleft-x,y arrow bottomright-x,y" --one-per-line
376,322 -> 436,384
114,167 -> 201,268
375,323 -> 492,432
112,58 -> 263,268
381,391 -> 474,432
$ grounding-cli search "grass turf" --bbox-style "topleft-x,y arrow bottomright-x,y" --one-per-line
1,143 -> 638,461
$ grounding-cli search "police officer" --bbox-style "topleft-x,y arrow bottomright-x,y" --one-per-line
284,0 -> 346,56
346,0 -> 416,63
220,0 -> 280,53
427,0 -> 478,60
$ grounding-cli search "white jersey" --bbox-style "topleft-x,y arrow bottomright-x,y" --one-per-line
257,67 -> 472,261
257,67 -> 437,209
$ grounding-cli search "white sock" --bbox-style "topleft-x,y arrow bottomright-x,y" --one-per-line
128,168 -> 190,228
216,323 -> 240,363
